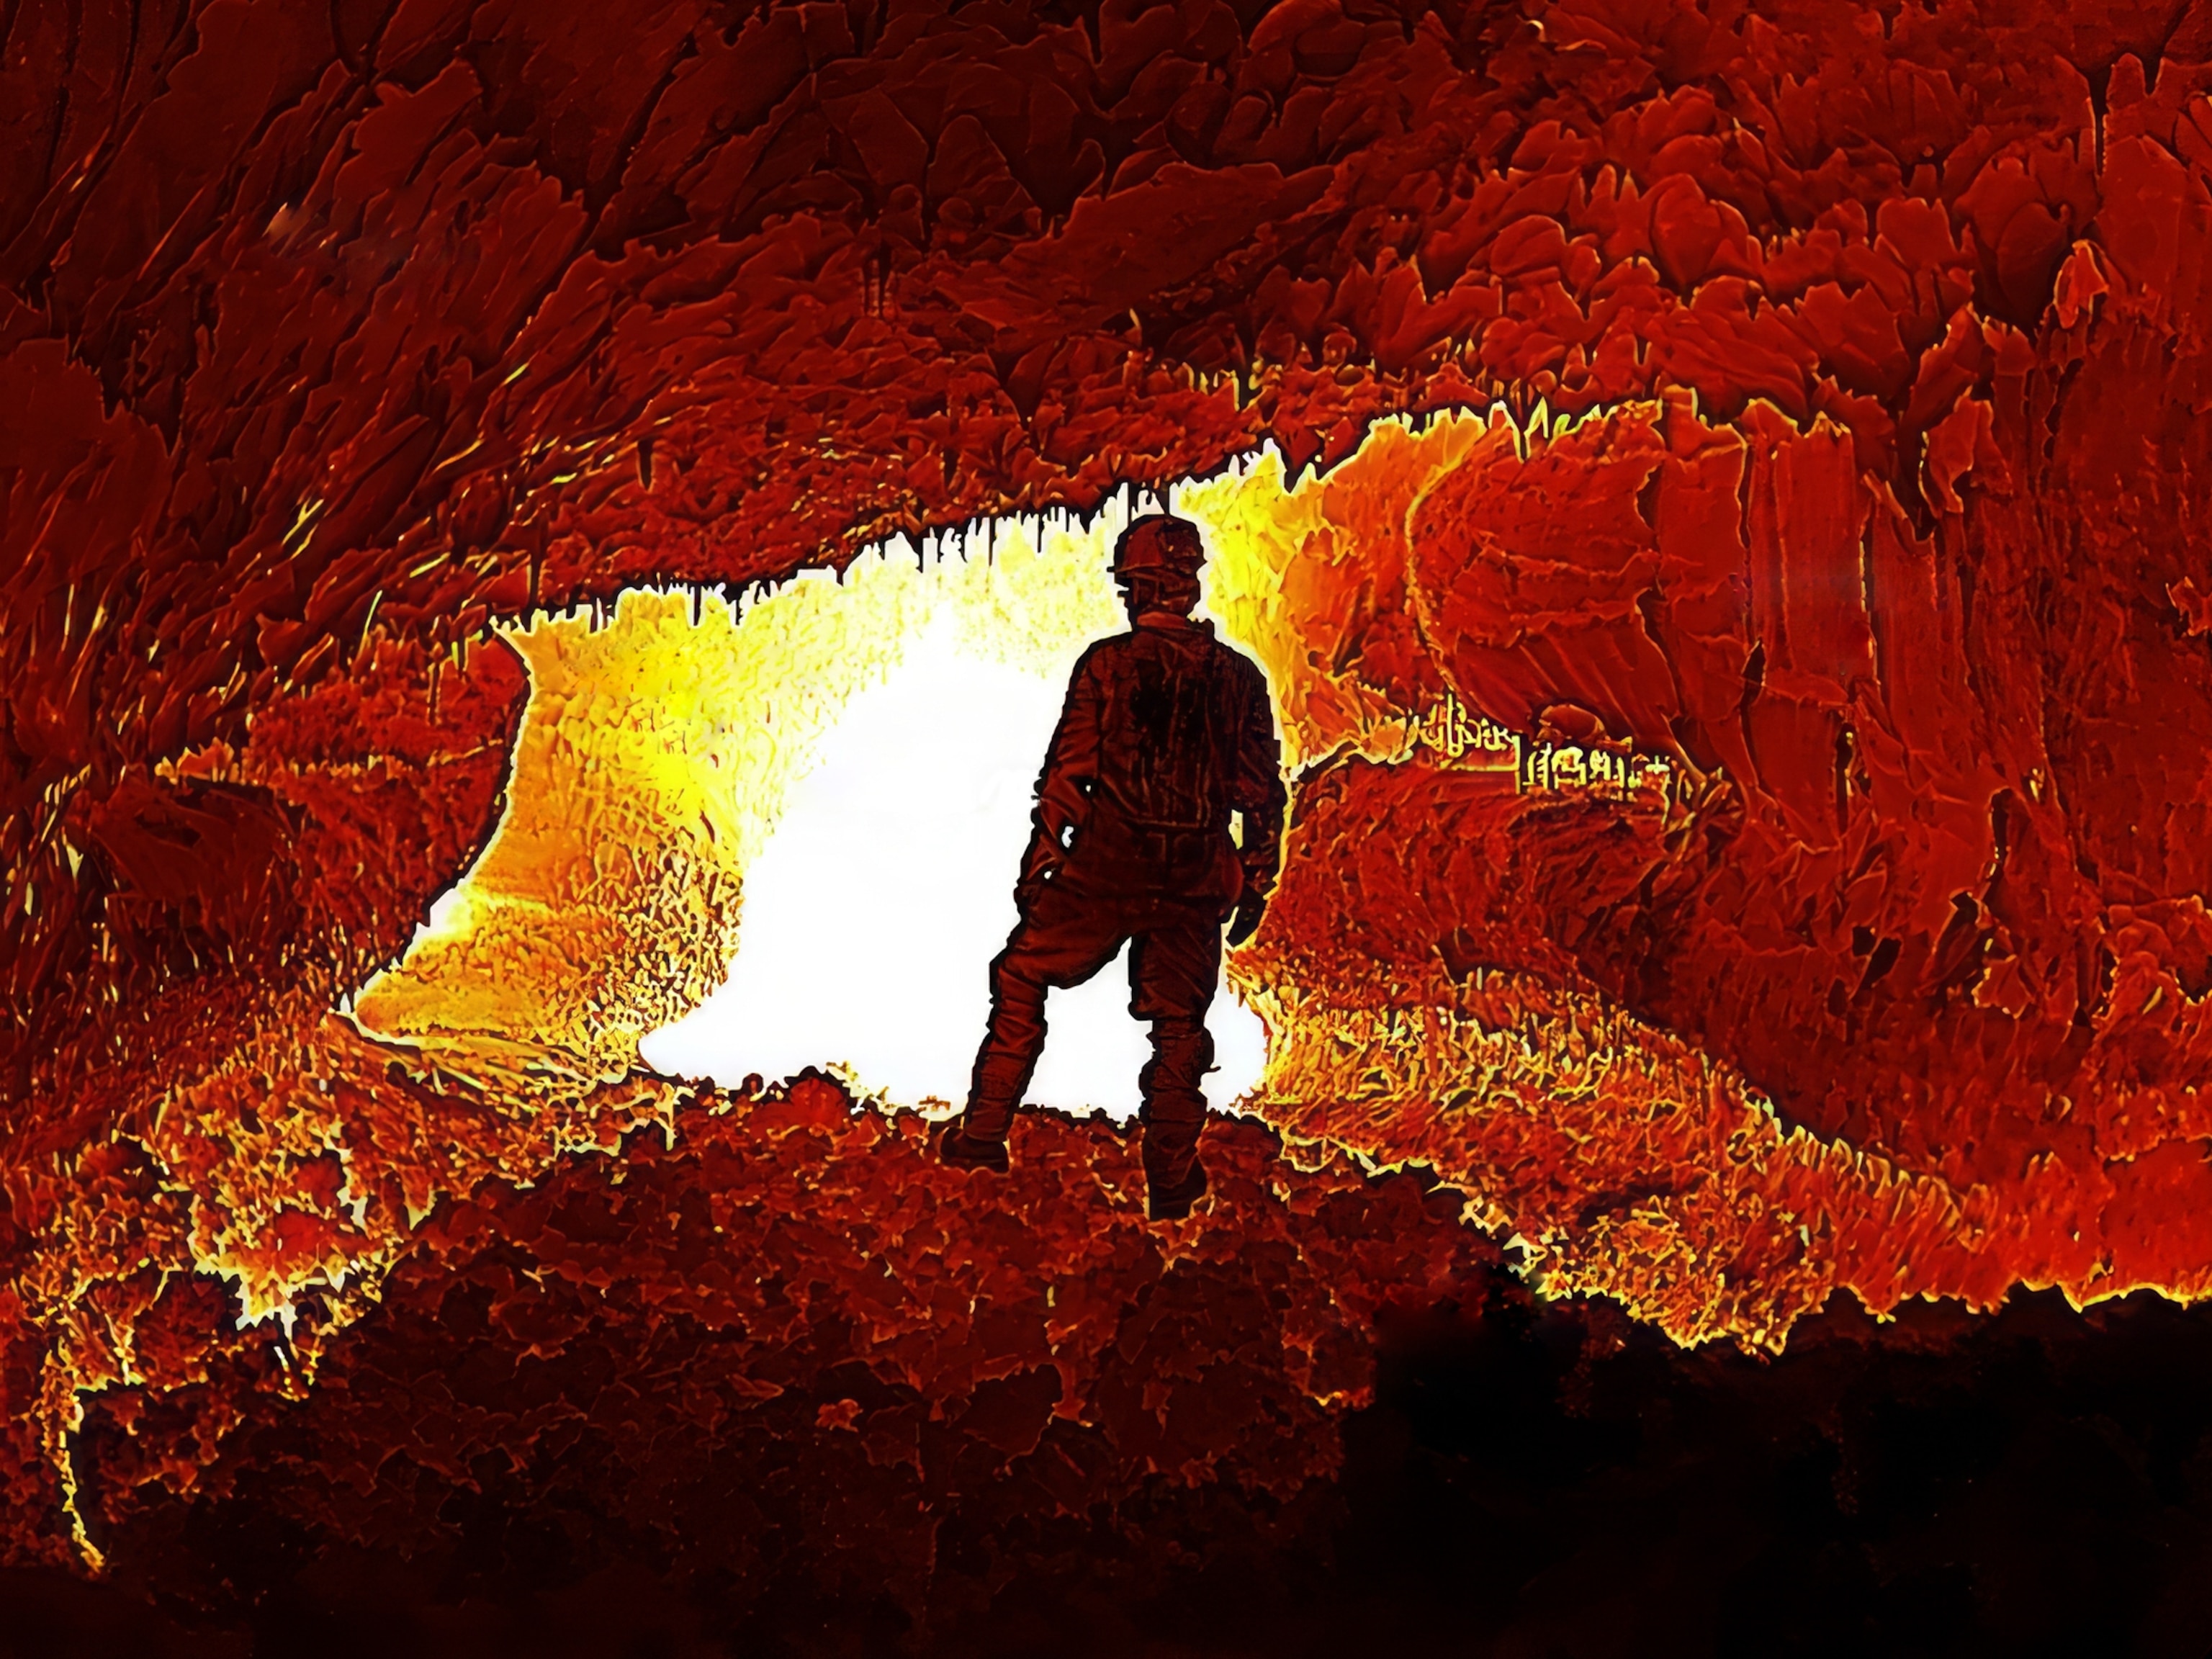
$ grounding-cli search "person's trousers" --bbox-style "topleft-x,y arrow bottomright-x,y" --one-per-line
962,877 -> 1222,1185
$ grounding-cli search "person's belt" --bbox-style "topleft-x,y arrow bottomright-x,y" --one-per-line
1070,802 -> 1223,868
1132,824 -> 1215,865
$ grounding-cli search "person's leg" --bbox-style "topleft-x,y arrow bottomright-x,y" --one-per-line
1128,899 -> 1223,1207
956,883 -> 1127,1147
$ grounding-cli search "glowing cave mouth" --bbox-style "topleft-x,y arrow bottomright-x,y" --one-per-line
639,603 -> 1267,1117
354,409 -> 1670,1129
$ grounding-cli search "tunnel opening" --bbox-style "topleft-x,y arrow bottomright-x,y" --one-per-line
634,495 -> 1272,1119
346,413 -> 1543,1110
351,476 -> 1310,1118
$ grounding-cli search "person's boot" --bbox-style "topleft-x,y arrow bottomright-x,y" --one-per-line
1146,1161 -> 1208,1220
938,1120 -> 1010,1174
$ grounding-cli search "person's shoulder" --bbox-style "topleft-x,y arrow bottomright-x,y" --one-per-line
1209,634 -> 1267,684
1069,631 -> 1133,678
1076,630 -> 1133,662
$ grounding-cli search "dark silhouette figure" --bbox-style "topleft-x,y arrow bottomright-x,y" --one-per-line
940,513 -> 1287,1218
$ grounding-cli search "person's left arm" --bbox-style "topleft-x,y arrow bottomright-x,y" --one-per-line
1020,649 -> 1103,899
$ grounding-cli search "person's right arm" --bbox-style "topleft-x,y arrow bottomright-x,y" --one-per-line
1226,657 -> 1287,944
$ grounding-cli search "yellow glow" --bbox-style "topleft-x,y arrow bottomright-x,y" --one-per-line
359,420 -> 1671,1088
353,514 -> 1133,1081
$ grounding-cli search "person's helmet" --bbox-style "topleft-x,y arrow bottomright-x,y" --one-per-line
1111,513 -> 1206,578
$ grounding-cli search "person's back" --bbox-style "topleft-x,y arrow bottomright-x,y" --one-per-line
1038,613 -> 1279,903
939,514 -> 1286,1220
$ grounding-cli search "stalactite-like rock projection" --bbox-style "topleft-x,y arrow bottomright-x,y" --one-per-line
9,0 -> 2212,1642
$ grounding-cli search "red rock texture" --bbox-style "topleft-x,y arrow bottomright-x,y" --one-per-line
9,0 -> 2212,1604
68,1092 -> 1496,1635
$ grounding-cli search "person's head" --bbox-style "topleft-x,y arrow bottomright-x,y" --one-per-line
1111,513 -> 1205,619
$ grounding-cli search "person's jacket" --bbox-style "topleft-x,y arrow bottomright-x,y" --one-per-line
1023,611 -> 1286,906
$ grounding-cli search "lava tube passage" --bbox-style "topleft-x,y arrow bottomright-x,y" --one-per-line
347,408 -> 1953,1355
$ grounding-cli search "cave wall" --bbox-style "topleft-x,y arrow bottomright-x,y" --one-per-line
11,0 -> 2212,1600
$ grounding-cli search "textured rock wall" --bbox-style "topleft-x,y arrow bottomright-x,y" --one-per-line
9,0 -> 2212,1596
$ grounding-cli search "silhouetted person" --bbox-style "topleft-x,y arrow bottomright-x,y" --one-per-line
939,513 -> 1287,1219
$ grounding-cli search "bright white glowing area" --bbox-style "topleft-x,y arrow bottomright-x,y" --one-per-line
642,610 -> 1269,1120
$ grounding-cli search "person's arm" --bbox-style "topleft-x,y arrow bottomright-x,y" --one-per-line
1226,659 -> 1287,944
1230,661 -> 1287,897
1020,650 -> 1102,898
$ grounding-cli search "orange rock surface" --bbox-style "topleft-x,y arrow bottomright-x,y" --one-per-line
8,0 -> 2212,1596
